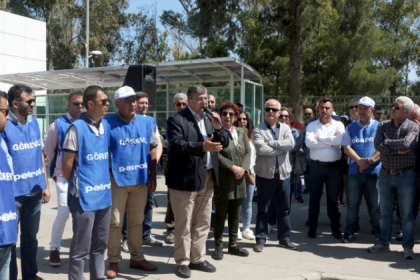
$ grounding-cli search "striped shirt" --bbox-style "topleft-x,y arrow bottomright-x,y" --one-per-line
374,118 -> 419,170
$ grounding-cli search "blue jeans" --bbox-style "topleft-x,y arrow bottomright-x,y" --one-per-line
241,180 -> 255,230
143,192 -> 154,239
10,191 -> 42,280
378,167 -> 416,249
293,179 -> 302,197
255,175 -> 291,244
0,245 -> 12,280
345,174 -> 381,237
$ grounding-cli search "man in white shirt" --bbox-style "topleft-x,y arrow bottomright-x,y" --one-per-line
305,97 -> 345,239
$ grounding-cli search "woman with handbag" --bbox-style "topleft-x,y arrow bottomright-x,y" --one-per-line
234,110 -> 256,240
212,102 -> 251,261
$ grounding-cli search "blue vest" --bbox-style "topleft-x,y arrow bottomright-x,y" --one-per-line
347,120 -> 382,175
106,114 -> 151,187
50,115 -> 71,176
2,119 -> 47,197
70,119 -> 111,211
142,115 -> 157,168
0,137 -> 18,246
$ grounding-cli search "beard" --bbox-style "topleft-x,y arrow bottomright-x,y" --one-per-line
18,103 -> 32,116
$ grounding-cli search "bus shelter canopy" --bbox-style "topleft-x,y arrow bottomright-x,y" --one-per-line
0,57 -> 262,91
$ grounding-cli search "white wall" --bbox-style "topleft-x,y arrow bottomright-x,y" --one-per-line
0,11 -> 46,92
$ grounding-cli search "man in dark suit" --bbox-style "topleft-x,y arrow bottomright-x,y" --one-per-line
166,85 -> 229,279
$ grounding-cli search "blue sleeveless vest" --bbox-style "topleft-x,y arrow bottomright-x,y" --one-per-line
2,118 -> 47,197
143,115 -> 157,169
50,115 -> 71,176
106,114 -> 151,187
347,120 -> 382,175
70,119 -> 111,211
0,137 -> 18,246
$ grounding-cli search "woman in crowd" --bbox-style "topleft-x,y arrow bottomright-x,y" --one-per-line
213,102 -> 251,260
234,110 -> 256,240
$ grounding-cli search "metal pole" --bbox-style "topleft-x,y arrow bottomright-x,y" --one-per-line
86,0 -> 89,68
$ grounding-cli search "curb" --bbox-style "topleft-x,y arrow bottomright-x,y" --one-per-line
281,273 -> 385,280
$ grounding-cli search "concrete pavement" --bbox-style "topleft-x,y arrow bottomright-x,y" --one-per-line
15,172 -> 420,280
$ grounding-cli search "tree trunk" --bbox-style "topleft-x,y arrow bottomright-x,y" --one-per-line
389,83 -> 397,97
288,0 -> 304,122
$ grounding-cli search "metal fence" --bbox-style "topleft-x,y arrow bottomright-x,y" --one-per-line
264,95 -> 420,116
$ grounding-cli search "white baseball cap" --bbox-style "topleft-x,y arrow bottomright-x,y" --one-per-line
340,115 -> 349,120
358,96 -> 375,108
115,86 -> 135,100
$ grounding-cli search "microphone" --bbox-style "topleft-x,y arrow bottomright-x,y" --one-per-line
203,106 -> 222,126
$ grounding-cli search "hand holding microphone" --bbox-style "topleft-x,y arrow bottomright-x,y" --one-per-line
203,106 -> 222,130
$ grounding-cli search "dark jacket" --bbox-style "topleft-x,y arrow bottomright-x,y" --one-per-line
216,127 -> 251,201
166,107 -> 229,192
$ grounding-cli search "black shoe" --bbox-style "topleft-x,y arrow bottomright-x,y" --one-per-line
296,196 -> 304,203
176,265 -> 191,278
331,227 -> 342,239
308,227 -> 317,239
279,240 -> 298,250
212,246 -> 223,260
253,243 -> 264,252
303,189 -> 309,194
34,277 -> 44,280
341,233 -> 353,243
228,244 -> 249,257
188,260 -> 216,273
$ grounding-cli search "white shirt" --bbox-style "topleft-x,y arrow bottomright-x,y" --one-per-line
305,118 -> 345,162
188,106 -> 213,170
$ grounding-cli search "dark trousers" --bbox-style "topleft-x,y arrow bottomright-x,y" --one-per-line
142,192 -> 154,239
255,174 -> 291,244
308,161 -> 342,228
10,191 -> 42,280
165,191 -> 175,231
214,198 -> 242,247
68,195 -> 111,280
268,181 -> 294,225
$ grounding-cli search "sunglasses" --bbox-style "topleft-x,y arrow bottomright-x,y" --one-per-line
279,115 -> 289,119
349,105 -> 358,110
305,113 -> 312,116
392,104 -> 401,110
0,108 -> 9,117
72,102 -> 84,107
265,108 -> 280,113
176,102 -> 187,107
237,118 -> 247,121
222,112 -> 235,117
96,98 -> 109,105
23,99 -> 35,105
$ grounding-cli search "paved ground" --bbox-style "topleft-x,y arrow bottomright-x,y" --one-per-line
15,171 -> 420,280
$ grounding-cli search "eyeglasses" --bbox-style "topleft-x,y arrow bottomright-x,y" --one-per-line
265,108 -> 280,113
279,115 -> 289,119
175,102 -> 187,107
237,118 -> 247,121
305,113 -> 312,116
349,105 -> 358,110
96,98 -> 109,105
392,104 -> 401,110
195,97 -> 208,102
23,99 -> 35,105
222,112 -> 235,117
121,97 -> 136,104
72,102 -> 84,107
0,108 -> 9,117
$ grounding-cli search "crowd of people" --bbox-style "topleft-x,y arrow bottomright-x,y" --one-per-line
0,83 -> 419,280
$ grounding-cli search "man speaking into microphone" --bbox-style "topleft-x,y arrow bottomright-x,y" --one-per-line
166,85 -> 229,279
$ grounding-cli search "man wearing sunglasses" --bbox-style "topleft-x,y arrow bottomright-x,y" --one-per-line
0,90 -> 18,280
1,84 -> 50,280
62,86 -> 112,279
105,86 -> 158,278
44,90 -> 84,267
163,92 -> 188,245
374,107 -> 383,122
253,100 -> 296,253
369,97 -> 419,260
